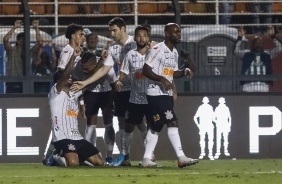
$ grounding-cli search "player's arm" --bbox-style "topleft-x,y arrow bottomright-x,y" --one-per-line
115,71 -> 126,92
56,47 -> 82,92
143,63 -> 173,90
79,96 -> 86,119
174,68 -> 193,79
71,51 -> 114,92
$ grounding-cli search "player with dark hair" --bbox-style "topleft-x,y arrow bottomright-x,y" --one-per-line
48,47 -> 104,167
73,50 -> 116,166
71,17 -> 148,165
57,23 -> 85,70
112,25 -> 151,166
140,23 -> 199,168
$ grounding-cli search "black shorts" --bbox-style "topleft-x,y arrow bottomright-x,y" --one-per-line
146,95 -> 177,126
113,91 -> 130,117
84,91 -> 113,116
53,139 -> 100,161
125,103 -> 151,125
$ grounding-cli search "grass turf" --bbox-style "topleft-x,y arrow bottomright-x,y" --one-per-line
0,159 -> 281,184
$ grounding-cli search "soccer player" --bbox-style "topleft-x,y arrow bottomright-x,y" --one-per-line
112,25 -> 151,166
57,23 -> 85,70
48,47 -> 104,167
73,51 -> 117,166
140,23 -> 199,168
71,17 -> 147,165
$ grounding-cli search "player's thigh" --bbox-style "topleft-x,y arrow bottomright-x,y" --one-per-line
84,91 -> 100,116
77,139 -> 101,162
113,91 -> 130,117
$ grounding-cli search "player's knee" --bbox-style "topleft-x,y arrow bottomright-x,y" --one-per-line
66,159 -> 79,167
167,121 -> 178,127
150,123 -> 163,133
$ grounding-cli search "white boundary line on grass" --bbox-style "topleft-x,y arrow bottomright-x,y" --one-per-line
1,171 -> 282,178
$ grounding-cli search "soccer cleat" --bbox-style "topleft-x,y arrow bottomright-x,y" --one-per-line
112,154 -> 126,166
178,158 -> 199,168
120,154 -> 131,166
105,157 -> 113,166
44,150 -> 56,166
140,158 -> 161,167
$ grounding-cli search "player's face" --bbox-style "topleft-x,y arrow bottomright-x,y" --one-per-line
135,29 -> 149,48
86,35 -> 99,50
81,59 -> 97,74
168,25 -> 181,44
72,30 -> 85,47
109,25 -> 123,42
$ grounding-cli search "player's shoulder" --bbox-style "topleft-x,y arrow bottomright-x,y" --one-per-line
61,44 -> 74,53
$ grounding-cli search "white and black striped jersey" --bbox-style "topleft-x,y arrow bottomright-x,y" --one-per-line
105,35 -> 137,91
48,84 -> 84,142
73,60 -> 117,92
57,44 -> 80,70
145,42 -> 179,96
120,49 -> 149,104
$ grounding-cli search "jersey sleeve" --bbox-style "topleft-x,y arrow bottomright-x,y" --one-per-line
57,47 -> 73,70
145,46 -> 160,68
104,48 -> 115,66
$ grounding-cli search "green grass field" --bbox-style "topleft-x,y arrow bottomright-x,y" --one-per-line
0,159 -> 281,184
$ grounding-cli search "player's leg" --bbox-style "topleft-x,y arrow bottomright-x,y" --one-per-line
140,96 -> 164,167
160,96 -> 199,168
84,91 -> 99,145
101,91 -> 115,165
78,139 -> 104,166
113,103 -> 146,166
113,91 -> 130,163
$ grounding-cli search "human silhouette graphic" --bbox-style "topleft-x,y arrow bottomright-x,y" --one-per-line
194,97 -> 215,160
213,97 -> 231,159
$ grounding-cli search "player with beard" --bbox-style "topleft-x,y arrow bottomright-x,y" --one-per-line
112,26 -> 152,166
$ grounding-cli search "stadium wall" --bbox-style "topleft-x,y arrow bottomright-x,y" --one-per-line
0,94 -> 282,163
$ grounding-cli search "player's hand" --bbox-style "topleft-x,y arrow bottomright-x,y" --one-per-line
80,105 -> 87,119
73,46 -> 83,57
71,81 -> 86,92
184,68 -> 193,79
115,80 -> 122,92
14,20 -> 22,29
160,77 -> 173,90
32,20 -> 39,28
267,26 -> 275,36
101,49 -> 108,60
237,26 -> 245,37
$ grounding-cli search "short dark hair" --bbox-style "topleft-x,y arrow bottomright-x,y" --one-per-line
65,23 -> 83,40
108,17 -> 126,29
80,51 -> 97,64
141,23 -> 151,33
16,32 -> 24,41
134,25 -> 149,36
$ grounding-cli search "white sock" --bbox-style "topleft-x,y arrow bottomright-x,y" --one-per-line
122,132 -> 133,155
85,125 -> 97,146
143,129 -> 158,159
53,154 -> 66,167
167,127 -> 185,157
